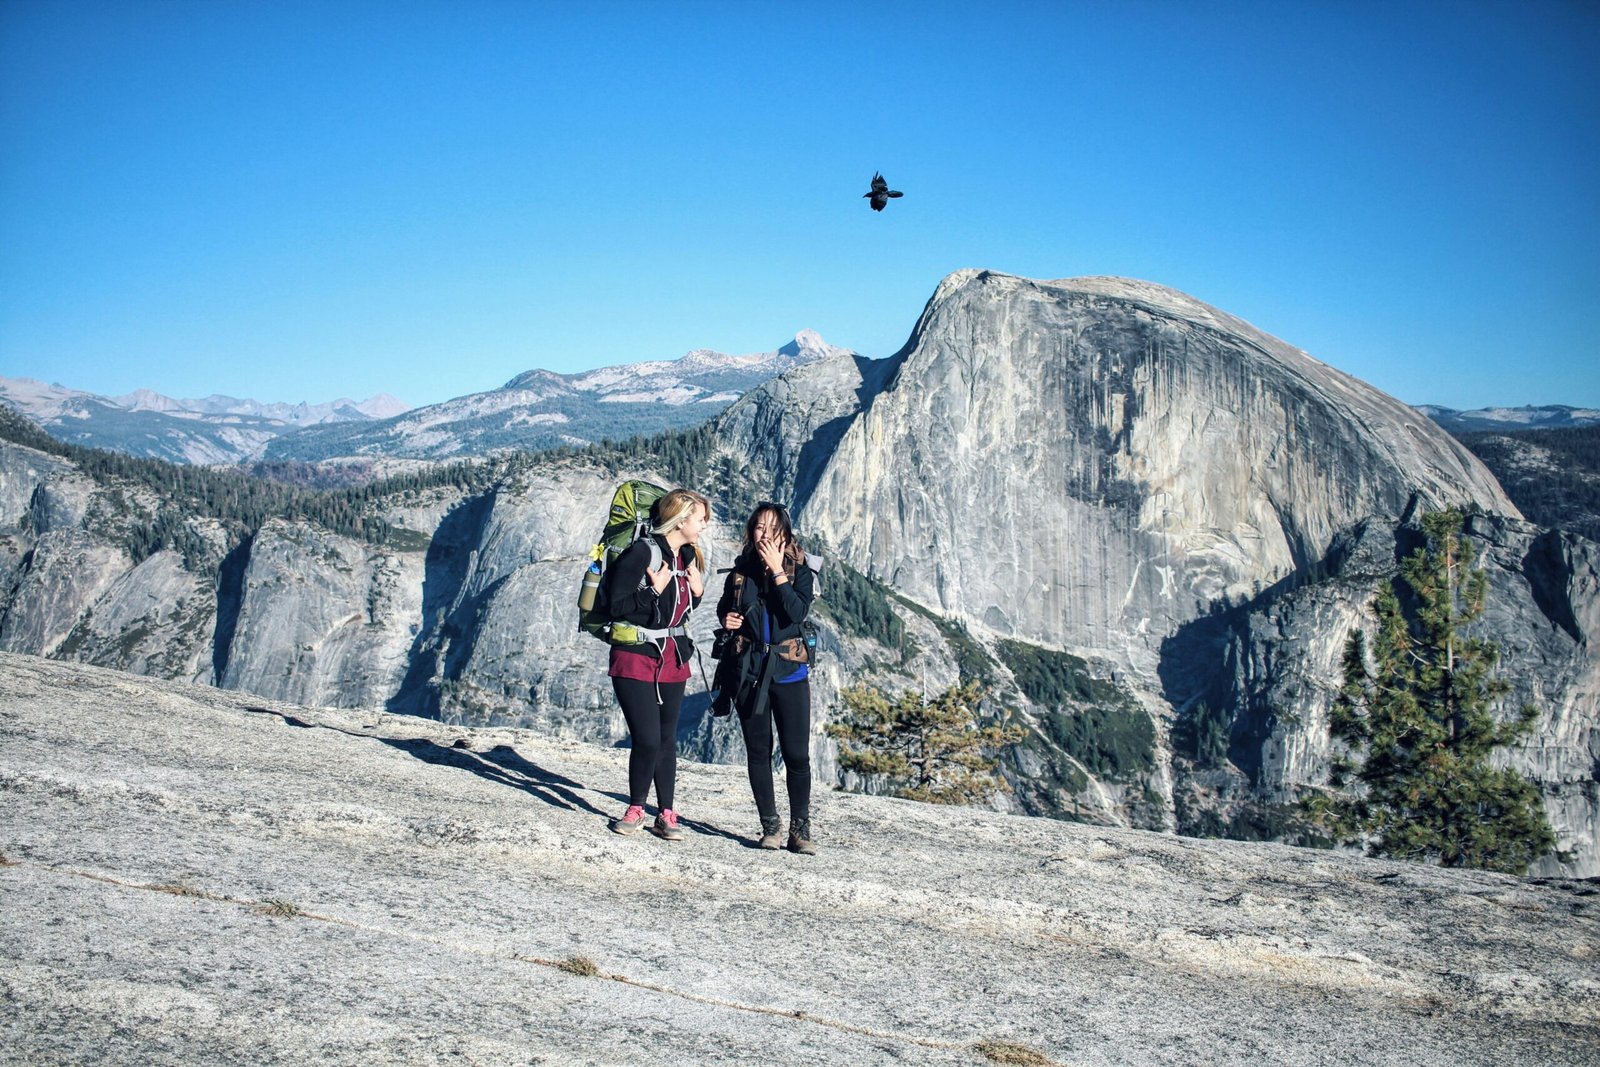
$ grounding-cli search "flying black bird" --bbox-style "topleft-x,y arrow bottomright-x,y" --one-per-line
863,172 -> 903,212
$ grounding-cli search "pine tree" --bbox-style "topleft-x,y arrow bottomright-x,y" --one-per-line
827,680 -> 1023,805
1310,510 -> 1554,873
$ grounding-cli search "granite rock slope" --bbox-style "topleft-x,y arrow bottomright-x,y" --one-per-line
0,428 -> 849,782
2,653 -> 1597,1066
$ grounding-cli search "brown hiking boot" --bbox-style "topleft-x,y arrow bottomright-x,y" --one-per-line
787,817 -> 817,856
757,814 -> 783,850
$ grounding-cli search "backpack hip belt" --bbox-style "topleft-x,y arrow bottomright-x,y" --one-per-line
609,621 -> 689,646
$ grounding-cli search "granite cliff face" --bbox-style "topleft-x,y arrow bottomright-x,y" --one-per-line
1191,512 -> 1600,873
216,518 -> 425,710
713,271 -> 1592,872
1,271 -> 1594,877
0,428 -> 846,785
0,441 -> 226,677
800,271 -> 1514,664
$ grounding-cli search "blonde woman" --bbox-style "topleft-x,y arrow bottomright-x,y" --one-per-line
606,488 -> 709,841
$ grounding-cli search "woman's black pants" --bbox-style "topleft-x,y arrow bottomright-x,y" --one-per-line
613,677 -> 684,810
739,679 -> 811,821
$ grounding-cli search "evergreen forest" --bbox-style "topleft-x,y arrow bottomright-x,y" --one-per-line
1458,424 -> 1600,540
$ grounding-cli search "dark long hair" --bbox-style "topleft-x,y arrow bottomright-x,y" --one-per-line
742,502 -> 803,563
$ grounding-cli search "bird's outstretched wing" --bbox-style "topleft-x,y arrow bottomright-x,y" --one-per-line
869,195 -> 887,211
869,172 -> 888,194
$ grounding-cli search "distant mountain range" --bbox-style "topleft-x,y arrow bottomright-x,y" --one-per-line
1414,404 -> 1600,433
0,330 -> 853,465
0,377 -> 408,466
5,347 -> 1594,468
260,329 -> 853,462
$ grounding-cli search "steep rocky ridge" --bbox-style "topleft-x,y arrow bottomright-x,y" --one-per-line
1156,511 -> 1600,864
0,423 -> 853,786
217,518 -> 425,709
0,444 -> 227,673
4,654 -> 1598,1066
707,271 -> 1594,872
709,346 -> 899,509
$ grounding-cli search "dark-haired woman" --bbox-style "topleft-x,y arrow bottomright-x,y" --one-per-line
717,502 -> 818,855
607,488 -> 709,841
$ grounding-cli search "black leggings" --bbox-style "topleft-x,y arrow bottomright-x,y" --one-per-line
739,679 -> 811,821
613,677 -> 684,810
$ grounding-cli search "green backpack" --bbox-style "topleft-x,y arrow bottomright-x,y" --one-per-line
577,479 -> 669,642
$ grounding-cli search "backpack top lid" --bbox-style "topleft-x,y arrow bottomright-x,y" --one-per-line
600,480 -> 669,561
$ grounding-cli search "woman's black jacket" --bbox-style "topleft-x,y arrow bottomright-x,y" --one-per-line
605,533 -> 701,661
715,547 -> 815,649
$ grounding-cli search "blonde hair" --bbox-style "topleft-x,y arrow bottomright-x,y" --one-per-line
653,488 -> 710,572
652,488 -> 710,535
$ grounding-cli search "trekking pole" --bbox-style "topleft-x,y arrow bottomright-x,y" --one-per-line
694,644 -> 712,696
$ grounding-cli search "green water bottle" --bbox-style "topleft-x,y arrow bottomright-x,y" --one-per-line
578,550 -> 604,612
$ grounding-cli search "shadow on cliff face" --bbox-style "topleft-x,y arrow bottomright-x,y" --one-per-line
791,354 -> 904,512
676,689 -> 713,747
1156,519 -> 1398,787
1157,603 -> 1251,775
1523,529 -> 1585,644
1156,514 -> 1455,800
210,534 -> 253,683
388,493 -> 498,718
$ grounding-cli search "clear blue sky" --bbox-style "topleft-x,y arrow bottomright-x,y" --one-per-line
2,0 -> 1596,410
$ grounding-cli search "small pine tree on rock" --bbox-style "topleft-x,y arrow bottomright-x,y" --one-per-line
828,680 -> 1023,805
1308,510 -> 1554,874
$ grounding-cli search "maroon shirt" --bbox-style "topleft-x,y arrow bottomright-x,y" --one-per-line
608,568 -> 693,684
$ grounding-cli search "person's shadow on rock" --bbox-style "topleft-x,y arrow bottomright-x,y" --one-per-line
382,737 -> 612,817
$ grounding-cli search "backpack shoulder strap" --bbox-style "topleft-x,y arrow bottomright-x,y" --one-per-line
803,551 -> 822,597
641,539 -> 663,587
779,551 -> 821,582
